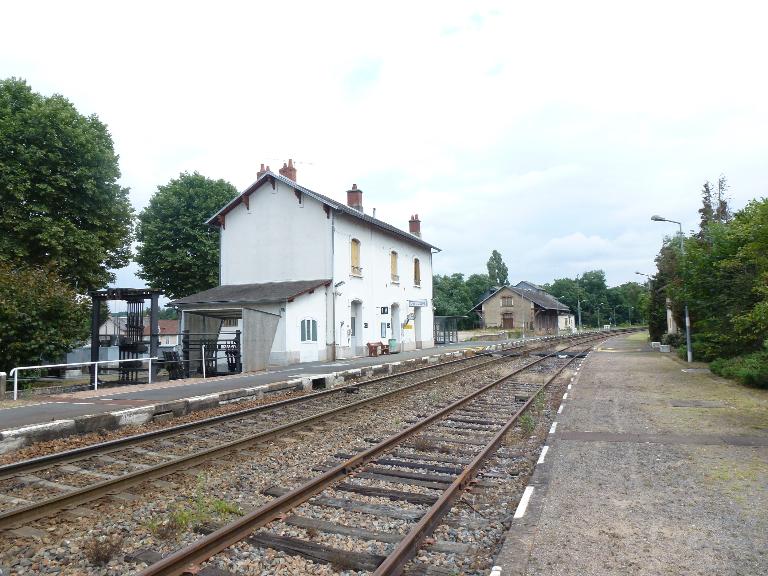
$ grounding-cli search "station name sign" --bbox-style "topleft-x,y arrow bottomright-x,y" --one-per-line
408,299 -> 428,308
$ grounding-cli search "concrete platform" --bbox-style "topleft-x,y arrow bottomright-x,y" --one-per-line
0,338 -> 542,454
494,332 -> 768,576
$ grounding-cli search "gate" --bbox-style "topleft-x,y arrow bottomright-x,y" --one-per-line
181,330 -> 242,378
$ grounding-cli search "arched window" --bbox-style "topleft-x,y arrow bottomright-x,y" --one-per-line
390,251 -> 399,282
414,258 -> 421,286
351,239 -> 361,276
300,318 -> 318,342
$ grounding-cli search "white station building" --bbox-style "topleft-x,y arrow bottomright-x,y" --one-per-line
172,161 -> 438,371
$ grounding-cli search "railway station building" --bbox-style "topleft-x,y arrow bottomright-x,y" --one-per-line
171,162 -> 438,371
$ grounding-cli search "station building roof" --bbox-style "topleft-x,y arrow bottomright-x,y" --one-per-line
205,170 -> 439,252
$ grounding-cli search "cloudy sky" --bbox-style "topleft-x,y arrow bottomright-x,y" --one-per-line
3,1 -> 766,290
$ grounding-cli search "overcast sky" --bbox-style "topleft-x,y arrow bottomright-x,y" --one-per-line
3,1 -> 766,291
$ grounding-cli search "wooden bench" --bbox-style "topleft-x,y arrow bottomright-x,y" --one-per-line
366,342 -> 390,357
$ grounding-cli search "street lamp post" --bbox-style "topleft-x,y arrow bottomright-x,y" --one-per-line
651,215 -> 693,363
575,274 -> 583,332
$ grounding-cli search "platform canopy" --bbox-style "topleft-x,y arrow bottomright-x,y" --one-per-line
170,279 -> 331,318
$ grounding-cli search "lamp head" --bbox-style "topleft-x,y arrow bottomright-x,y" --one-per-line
651,215 -> 666,222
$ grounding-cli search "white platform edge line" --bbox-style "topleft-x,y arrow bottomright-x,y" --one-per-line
536,445 -> 549,464
513,485 -> 535,519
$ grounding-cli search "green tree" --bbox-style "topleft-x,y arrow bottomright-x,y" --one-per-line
433,273 -> 473,317
0,78 -> 133,289
486,250 -> 509,285
465,273 -> 495,307
545,270 -> 609,327
136,172 -> 237,300
159,307 -> 179,320
0,262 -> 90,373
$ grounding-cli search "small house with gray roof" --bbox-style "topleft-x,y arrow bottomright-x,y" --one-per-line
171,161 -> 438,371
470,281 -> 573,335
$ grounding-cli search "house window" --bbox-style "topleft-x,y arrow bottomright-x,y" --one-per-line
414,258 -> 421,286
390,251 -> 399,283
301,319 -> 318,342
381,322 -> 387,338
351,239 -> 362,276
501,296 -> 514,307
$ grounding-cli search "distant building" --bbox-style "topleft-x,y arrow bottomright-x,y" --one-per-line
143,319 -> 180,346
470,282 -> 572,335
172,163 -> 438,371
99,316 -> 128,338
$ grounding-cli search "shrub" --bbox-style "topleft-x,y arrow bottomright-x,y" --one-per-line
662,332 -> 684,348
83,532 -> 124,565
710,351 -> 768,389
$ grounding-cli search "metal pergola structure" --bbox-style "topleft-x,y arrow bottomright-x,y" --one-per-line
90,288 -> 161,385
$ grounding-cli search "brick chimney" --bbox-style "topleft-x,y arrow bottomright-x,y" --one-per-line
257,163 -> 271,179
409,214 -> 421,237
279,159 -> 297,182
346,184 -> 363,212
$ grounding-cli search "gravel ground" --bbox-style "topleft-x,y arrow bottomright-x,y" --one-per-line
0,357 -> 523,575
519,333 -> 768,576
0,353 -> 492,466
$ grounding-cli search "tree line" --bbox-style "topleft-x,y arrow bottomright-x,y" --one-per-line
648,177 -> 768,387
0,78 -> 235,372
434,252 -> 648,328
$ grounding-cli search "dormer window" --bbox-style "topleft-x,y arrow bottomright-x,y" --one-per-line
390,251 -> 399,283
351,238 -> 362,276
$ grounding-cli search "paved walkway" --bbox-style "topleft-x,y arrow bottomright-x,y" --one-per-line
0,340 -> 507,432
496,332 -> 768,576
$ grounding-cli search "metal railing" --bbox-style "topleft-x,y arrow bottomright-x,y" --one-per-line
8,357 -> 158,401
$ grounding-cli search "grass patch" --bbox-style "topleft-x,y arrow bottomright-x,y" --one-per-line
519,412 -> 535,436
626,331 -> 649,342
146,474 -> 243,539
710,351 -> 768,389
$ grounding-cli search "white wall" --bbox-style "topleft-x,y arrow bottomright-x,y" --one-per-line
215,179 -> 435,364
284,287 -> 329,363
331,211 -> 434,356
219,180 -> 332,285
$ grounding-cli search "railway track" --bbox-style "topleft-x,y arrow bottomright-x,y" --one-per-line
0,334 -> 594,531
136,333 -> 609,576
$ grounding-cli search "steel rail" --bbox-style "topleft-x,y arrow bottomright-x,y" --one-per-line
0,333 -> 590,480
373,345 -> 585,574
0,339 -> 535,479
0,336 -> 570,529
136,334 -> 607,576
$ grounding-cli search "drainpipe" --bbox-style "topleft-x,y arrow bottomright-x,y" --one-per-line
331,210 -> 337,361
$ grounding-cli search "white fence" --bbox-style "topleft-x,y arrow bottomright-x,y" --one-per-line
8,357 -> 158,400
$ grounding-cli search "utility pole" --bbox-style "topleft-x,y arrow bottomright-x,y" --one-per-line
576,275 -> 582,332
